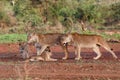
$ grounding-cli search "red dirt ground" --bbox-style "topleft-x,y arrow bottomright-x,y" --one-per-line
0,43 -> 120,80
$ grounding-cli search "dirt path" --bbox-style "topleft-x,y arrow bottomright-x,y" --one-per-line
0,43 -> 120,79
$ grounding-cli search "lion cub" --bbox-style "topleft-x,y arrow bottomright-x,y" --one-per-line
19,43 -> 57,61
29,46 -> 57,61
60,33 -> 118,60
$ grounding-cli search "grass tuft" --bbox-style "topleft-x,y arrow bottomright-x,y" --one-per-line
0,34 -> 27,43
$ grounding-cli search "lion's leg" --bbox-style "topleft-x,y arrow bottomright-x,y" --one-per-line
62,43 -> 69,60
93,46 -> 102,60
37,56 -> 44,61
29,56 -> 44,61
48,58 -> 57,61
46,52 -> 57,61
75,46 -> 82,60
74,46 -> 77,55
37,45 -> 47,55
25,52 -> 30,59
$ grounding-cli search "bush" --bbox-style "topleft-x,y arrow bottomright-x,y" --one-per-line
110,2 -> 120,21
13,0 -> 42,26
0,1 -> 10,24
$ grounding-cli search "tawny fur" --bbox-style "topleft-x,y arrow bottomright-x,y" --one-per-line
29,51 -> 57,61
27,33 -> 69,60
60,33 -> 118,60
19,42 -> 57,61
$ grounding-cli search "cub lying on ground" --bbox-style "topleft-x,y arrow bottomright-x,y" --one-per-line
60,33 -> 118,60
29,47 -> 57,61
19,43 -> 57,61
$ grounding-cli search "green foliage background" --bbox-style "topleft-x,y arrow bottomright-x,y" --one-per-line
0,0 -> 120,30
0,0 -> 120,43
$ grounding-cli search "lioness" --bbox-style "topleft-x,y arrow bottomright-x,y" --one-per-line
60,33 -> 118,60
27,33 -> 69,59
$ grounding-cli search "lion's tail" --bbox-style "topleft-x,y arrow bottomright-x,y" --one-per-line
97,36 -> 112,50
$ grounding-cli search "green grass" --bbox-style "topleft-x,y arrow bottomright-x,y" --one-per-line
82,30 -> 120,41
101,33 -> 120,40
0,34 -> 27,43
0,33 -> 120,43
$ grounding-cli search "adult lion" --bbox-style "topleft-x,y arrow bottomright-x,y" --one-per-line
60,33 -> 118,60
27,33 -> 69,60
